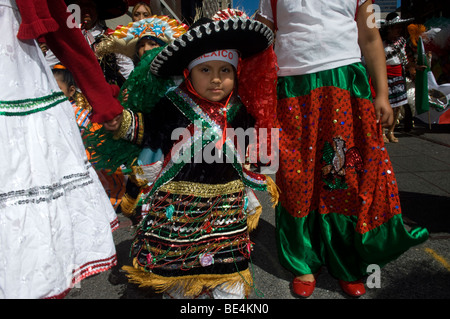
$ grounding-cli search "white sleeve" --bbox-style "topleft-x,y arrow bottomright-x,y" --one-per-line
258,0 -> 274,23
115,53 -> 134,80
358,0 -> 369,7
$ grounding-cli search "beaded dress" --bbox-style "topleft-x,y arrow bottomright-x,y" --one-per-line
120,82 -> 278,298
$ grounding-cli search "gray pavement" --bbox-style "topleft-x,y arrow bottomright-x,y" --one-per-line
66,122 -> 450,300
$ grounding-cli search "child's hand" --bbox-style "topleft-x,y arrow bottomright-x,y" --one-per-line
103,113 -> 123,131
122,88 -> 129,103
374,97 -> 394,128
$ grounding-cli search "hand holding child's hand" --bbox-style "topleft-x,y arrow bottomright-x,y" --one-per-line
103,113 -> 123,131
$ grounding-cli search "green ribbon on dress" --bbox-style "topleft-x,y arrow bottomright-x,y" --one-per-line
277,63 -> 373,101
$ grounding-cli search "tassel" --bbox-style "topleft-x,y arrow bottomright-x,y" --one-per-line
129,165 -> 149,187
265,176 -> 280,207
120,193 -> 140,217
122,265 -> 253,298
247,205 -> 262,231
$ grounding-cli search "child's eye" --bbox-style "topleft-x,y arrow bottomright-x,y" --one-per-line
221,67 -> 231,73
200,67 -> 210,73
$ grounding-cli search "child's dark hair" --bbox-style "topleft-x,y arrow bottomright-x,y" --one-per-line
52,65 -> 77,88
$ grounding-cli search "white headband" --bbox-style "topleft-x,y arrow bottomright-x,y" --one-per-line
187,49 -> 239,71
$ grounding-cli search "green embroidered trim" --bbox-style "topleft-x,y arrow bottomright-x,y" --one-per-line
0,92 -> 67,116
144,89 -> 218,197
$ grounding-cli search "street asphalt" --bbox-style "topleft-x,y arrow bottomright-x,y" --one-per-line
66,121 -> 450,303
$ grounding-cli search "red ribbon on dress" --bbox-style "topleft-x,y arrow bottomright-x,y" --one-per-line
386,64 -> 403,77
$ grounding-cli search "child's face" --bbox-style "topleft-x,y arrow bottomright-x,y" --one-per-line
388,24 -> 403,41
137,38 -> 160,58
189,60 -> 235,102
54,75 -> 76,99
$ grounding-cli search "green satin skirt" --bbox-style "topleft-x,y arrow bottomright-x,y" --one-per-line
275,63 -> 429,281
276,205 -> 428,281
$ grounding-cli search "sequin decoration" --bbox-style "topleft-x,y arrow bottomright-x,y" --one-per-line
199,253 -> 214,267
165,204 -> 175,220
276,82 -> 402,234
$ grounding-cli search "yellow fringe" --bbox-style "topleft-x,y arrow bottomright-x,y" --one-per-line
247,205 -> 262,232
73,91 -> 92,112
123,264 -> 253,297
128,168 -> 149,188
265,176 -> 280,207
120,193 -> 140,217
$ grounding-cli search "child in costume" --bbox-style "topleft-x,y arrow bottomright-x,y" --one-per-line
0,0 -> 122,298
381,12 -> 415,142
52,64 -> 92,129
106,12 -> 277,299
257,0 -> 428,298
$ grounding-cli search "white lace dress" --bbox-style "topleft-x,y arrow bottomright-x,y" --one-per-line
0,0 -> 118,298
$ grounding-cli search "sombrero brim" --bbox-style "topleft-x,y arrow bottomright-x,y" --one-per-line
150,17 -> 274,76
380,16 -> 414,28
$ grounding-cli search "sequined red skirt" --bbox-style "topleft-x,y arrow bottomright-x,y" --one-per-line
275,63 -> 428,281
276,63 -> 402,233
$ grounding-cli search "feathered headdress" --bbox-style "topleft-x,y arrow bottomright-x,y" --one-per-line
96,15 -> 188,58
407,24 -> 427,47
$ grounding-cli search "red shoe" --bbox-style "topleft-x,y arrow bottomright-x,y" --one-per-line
339,280 -> 366,297
292,277 -> 316,298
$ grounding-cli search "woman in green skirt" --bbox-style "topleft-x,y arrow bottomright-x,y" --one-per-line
257,0 -> 429,297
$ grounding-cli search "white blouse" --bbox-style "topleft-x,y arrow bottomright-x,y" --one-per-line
258,0 -> 368,76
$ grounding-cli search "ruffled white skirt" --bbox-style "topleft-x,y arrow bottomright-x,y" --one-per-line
0,0 -> 117,298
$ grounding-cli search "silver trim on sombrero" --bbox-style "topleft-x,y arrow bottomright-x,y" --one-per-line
150,17 -> 274,76
380,16 -> 414,28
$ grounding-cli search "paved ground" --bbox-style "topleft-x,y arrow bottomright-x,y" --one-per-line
66,122 -> 450,301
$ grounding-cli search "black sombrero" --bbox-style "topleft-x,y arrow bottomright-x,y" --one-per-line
150,16 -> 274,76
380,12 -> 414,28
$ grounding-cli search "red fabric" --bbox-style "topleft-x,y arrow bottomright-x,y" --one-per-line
15,0 -> 58,40
386,64 -> 403,77
109,84 -> 121,99
16,0 -> 124,123
368,77 -> 376,99
276,86 -> 401,234
238,46 -> 279,161
438,108 -> 450,124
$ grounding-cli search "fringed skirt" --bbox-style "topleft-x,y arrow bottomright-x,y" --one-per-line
123,179 -> 261,297
0,1 -> 117,298
275,63 -> 428,282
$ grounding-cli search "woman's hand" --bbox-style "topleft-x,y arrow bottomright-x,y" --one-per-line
103,113 -> 123,131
